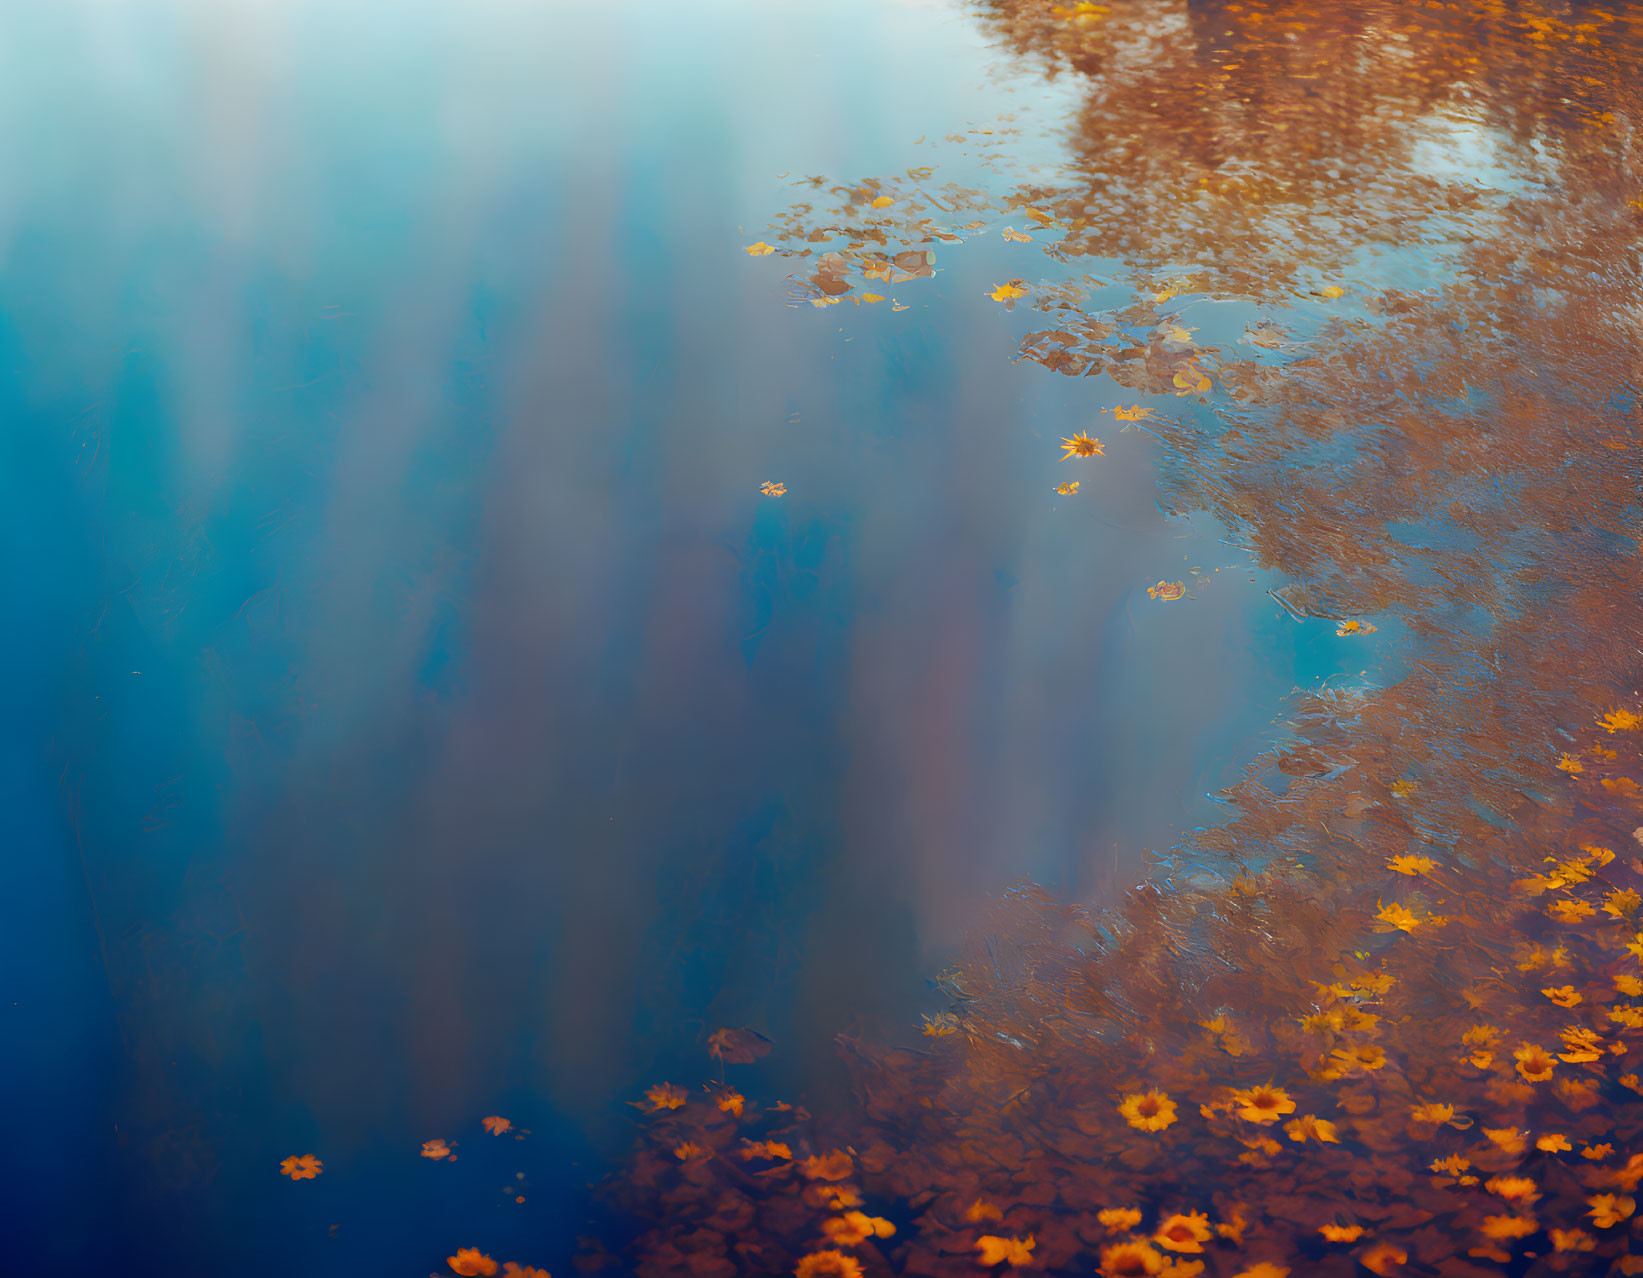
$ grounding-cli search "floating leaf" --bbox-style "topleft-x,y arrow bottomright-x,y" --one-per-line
279,1154 -> 322,1181
707,1026 -> 774,1063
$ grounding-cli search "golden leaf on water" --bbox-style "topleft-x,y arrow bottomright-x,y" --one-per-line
1173,359 -> 1211,394
744,241 -> 776,256
1054,481 -> 1080,495
760,481 -> 787,497
279,1154 -> 322,1180
990,280 -> 1030,303
976,1234 -> 1035,1266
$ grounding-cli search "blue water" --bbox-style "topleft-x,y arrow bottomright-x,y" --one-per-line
2,2 -> 1405,1273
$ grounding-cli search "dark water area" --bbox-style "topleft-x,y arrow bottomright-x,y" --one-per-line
8,1 -> 1642,1276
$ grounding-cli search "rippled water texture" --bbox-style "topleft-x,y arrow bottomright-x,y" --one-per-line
8,1 -> 1643,1275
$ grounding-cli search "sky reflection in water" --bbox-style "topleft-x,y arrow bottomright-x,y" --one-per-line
4,1 -> 1416,1273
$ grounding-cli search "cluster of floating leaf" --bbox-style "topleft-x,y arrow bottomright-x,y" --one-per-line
280,1115 -> 549,1274
616,704 -> 1643,1275
616,0 -> 1643,1274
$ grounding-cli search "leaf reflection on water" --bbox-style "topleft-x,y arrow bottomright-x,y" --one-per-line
613,1 -> 1643,1275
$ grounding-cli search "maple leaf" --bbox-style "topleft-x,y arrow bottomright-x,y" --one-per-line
1318,1224 -> 1363,1242
449,1248 -> 499,1277
716,1089 -> 745,1116
799,1150 -> 853,1180
1374,900 -> 1421,932
481,1116 -> 512,1135
977,1233 -> 1036,1266
1153,1212 -> 1211,1253
1284,1114 -> 1339,1143
759,481 -> 786,496
1600,708 -> 1643,732
1054,481 -> 1080,496
794,1253 -> 863,1278
279,1154 -> 322,1180
744,242 -> 776,256
1359,1242 -> 1407,1275
421,1139 -> 452,1160
989,281 -> 1030,304
1513,1043 -> 1556,1081
641,1084 -> 687,1112
1387,855 -> 1435,875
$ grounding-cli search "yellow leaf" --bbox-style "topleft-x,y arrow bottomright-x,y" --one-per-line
744,241 -> 776,256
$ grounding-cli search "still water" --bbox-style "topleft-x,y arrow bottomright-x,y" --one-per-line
7,1 -> 1638,1276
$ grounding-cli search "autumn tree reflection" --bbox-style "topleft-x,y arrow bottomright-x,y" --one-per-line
616,1 -> 1643,1275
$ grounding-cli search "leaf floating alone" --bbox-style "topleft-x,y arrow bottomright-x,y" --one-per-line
279,1154 -> 322,1180
707,1026 -> 774,1063
799,1150 -> 854,1180
481,1115 -> 512,1135
759,481 -> 786,497
421,1139 -> 452,1160
990,280 -> 1030,304
1059,432 -> 1104,460
744,242 -> 776,256
1148,581 -> 1186,601
795,1251 -> 863,1278
1054,481 -> 1080,495
1337,619 -> 1379,635
870,195 -> 895,209
976,1234 -> 1036,1266
1173,359 -> 1212,394
641,1082 -> 688,1112
449,1248 -> 499,1277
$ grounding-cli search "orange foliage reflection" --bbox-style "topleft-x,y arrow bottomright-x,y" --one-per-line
615,0 -> 1643,1274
